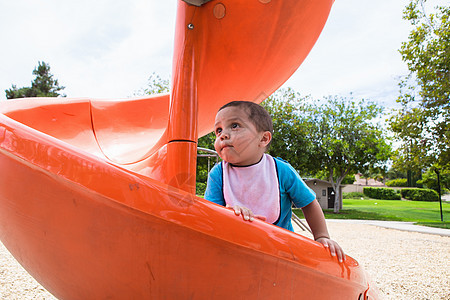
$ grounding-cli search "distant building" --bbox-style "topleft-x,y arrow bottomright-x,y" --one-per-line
304,179 -> 343,210
353,173 -> 385,186
342,173 -> 386,194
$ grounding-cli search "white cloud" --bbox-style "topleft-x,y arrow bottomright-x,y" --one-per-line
0,0 -> 176,99
283,0 -> 413,109
0,0 -> 444,105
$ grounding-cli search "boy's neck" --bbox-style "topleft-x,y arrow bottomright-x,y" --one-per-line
229,153 -> 265,167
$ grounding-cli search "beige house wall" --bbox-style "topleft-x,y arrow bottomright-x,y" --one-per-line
304,179 -> 342,210
342,184 -> 365,194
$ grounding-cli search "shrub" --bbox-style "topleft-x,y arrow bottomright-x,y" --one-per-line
401,188 -> 413,199
343,192 -> 366,199
386,178 -> 408,187
363,187 -> 401,200
401,188 -> 439,202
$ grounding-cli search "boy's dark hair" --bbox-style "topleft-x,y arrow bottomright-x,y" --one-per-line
219,101 -> 273,147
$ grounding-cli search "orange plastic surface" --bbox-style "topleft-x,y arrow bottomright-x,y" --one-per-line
0,0 -> 378,299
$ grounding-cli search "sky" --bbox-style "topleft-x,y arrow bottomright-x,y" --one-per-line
0,1 -> 445,109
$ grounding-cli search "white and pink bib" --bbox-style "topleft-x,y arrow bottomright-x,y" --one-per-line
222,154 -> 280,223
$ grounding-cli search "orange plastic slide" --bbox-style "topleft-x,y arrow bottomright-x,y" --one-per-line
0,1 -> 378,299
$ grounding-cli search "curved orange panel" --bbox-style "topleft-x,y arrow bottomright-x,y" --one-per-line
0,98 -> 102,156
90,94 -> 169,164
0,113 -> 370,299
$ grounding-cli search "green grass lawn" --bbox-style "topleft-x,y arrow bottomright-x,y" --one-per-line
294,198 -> 450,229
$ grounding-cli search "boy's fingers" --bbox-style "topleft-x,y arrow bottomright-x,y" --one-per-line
242,208 -> 253,221
336,246 -> 345,262
317,238 -> 345,263
228,205 -> 255,221
225,204 -> 238,214
234,207 -> 241,215
328,243 -> 337,257
229,205 -> 243,216
328,242 -> 345,263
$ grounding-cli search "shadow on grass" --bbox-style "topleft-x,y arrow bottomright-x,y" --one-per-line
293,208 -> 449,228
321,209 -> 403,221
294,208 -> 392,220
416,221 -> 450,229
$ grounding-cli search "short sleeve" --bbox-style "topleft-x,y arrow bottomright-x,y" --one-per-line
275,158 -> 315,208
204,162 -> 225,206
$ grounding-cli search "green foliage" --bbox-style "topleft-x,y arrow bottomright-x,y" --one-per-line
198,131 -> 215,149
265,92 -> 392,213
5,86 -> 35,99
386,178 -> 408,187
341,174 -> 356,184
134,73 -> 170,96
306,96 -> 391,178
5,61 -> 65,99
359,166 -> 388,185
196,182 -> 206,196
315,170 -> 355,184
416,167 -> 450,192
390,0 -> 450,170
196,132 -> 218,185
363,187 -> 401,200
386,166 -> 407,180
262,88 -> 313,173
307,96 -> 392,212
401,188 -> 439,201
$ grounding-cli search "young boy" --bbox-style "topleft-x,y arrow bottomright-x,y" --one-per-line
205,101 -> 345,262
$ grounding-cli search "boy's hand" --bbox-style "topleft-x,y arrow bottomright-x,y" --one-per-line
227,205 -> 266,222
315,237 -> 345,263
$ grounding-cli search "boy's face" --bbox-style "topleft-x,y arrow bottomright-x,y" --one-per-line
214,106 -> 271,166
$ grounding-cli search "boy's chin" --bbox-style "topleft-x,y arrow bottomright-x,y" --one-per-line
222,156 -> 240,165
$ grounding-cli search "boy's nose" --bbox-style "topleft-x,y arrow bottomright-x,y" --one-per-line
220,130 -> 230,140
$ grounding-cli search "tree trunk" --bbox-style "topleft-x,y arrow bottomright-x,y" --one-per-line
333,183 -> 340,213
329,169 -> 348,213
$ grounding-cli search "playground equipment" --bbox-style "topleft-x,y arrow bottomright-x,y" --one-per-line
0,1 -> 378,299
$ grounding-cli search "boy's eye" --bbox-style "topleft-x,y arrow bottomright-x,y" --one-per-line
215,127 -> 222,135
231,123 -> 239,129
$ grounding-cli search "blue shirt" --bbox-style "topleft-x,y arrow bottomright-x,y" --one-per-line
204,156 -> 315,231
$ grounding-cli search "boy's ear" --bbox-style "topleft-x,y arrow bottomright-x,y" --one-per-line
259,131 -> 272,147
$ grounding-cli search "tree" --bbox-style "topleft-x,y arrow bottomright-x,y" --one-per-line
134,73 -> 170,96
262,88 -> 314,173
306,96 -> 392,213
265,90 -> 391,213
417,167 -> 450,192
5,61 -> 65,99
196,132 -> 217,193
389,0 -> 449,172
386,165 -> 407,180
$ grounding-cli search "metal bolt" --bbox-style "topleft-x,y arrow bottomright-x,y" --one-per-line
187,23 -> 194,30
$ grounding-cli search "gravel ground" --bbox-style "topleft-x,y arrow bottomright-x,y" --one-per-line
0,222 -> 449,299
296,222 -> 450,300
